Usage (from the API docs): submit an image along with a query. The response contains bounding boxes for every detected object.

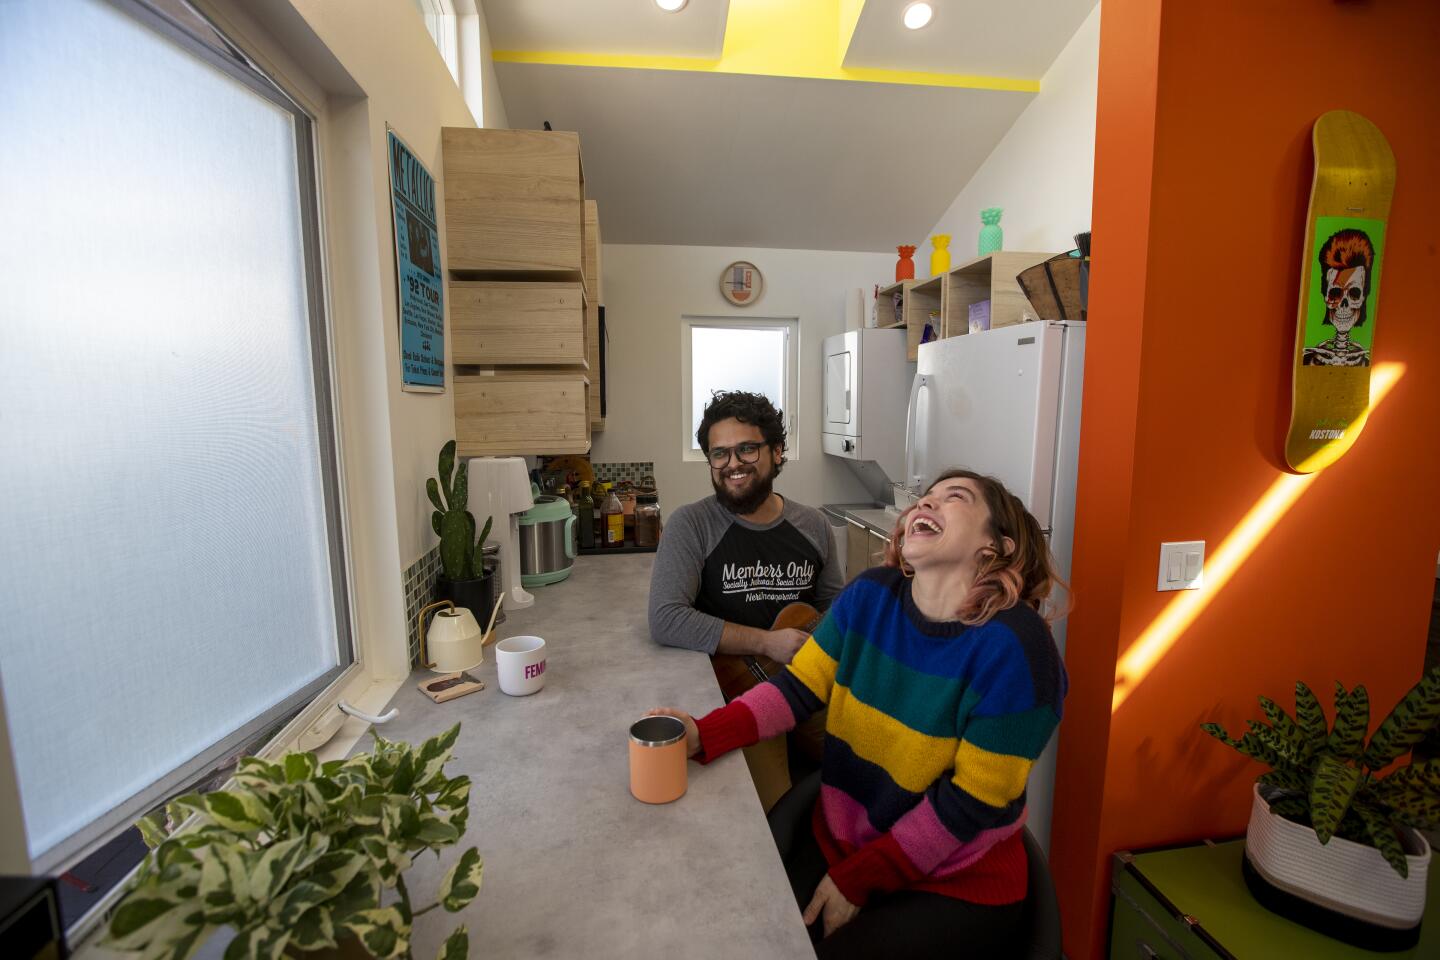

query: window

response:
[0,0,350,890]
[412,0,460,86]
[682,317,800,459]
[409,1,490,128]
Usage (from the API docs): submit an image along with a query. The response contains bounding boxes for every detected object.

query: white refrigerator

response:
[902,320,1086,853]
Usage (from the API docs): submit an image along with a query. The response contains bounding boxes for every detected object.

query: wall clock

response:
[720,261,763,306]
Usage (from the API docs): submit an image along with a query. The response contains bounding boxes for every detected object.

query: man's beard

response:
[712,464,775,515]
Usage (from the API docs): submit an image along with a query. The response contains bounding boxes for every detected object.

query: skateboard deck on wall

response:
[1284,110,1395,473]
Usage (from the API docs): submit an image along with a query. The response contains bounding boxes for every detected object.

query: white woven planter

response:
[1245,783,1432,929]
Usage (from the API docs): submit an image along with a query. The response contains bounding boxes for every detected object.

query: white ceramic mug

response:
[495,635,547,696]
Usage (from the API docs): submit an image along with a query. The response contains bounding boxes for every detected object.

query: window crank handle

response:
[338,700,398,725]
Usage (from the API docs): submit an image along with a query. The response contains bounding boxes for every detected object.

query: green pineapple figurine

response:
[979,207,1004,255]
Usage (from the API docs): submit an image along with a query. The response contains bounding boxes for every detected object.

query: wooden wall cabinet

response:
[585,301,603,430]
[583,199,603,304]
[454,371,591,456]
[450,281,587,366]
[583,199,605,431]
[441,128,585,280]
[441,132,606,455]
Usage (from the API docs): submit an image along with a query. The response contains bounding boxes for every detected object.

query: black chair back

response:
[1019,827,1063,960]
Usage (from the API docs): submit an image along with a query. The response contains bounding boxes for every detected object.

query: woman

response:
[648,469,1068,957]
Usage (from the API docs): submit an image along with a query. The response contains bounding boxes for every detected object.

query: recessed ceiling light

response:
[903,2,933,30]
[655,0,688,12]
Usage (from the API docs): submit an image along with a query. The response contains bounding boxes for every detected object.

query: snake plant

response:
[103,724,481,960]
[428,440,492,582]
[1202,665,1440,877]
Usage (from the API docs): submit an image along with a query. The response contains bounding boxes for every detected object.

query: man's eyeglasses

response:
[707,442,767,468]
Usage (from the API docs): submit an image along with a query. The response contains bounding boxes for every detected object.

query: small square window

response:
[682,317,799,460]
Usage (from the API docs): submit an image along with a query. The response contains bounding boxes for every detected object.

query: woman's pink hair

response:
[882,469,1067,626]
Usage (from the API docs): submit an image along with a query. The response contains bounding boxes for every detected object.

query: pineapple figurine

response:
[928,234,951,277]
[978,207,1004,255]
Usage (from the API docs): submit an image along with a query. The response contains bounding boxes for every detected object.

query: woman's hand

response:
[802,874,859,937]
[643,707,700,757]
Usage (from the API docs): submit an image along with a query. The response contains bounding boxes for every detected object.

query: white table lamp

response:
[466,457,535,610]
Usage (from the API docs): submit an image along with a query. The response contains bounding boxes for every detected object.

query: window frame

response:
[680,316,801,463]
[185,0,414,758]
[0,0,371,931]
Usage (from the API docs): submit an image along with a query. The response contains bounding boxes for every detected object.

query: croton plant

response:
[103,723,481,960]
[1202,665,1440,877]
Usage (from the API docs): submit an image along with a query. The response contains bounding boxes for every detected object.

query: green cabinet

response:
[1109,841,1439,960]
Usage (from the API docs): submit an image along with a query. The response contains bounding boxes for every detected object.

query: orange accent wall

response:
[1051,2,1440,957]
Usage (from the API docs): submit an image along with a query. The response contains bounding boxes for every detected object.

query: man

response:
[648,390,842,810]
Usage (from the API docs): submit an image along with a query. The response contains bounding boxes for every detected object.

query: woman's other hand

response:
[802,874,859,937]
[643,707,700,757]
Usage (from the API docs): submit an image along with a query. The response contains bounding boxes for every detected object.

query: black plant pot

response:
[435,569,497,624]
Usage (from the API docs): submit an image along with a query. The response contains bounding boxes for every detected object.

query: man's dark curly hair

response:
[696,390,787,471]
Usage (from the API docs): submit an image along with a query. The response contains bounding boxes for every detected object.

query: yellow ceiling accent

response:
[492,0,1041,94]
[838,0,866,62]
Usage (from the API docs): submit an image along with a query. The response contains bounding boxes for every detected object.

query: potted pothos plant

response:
[1202,665,1440,948]
[429,440,495,622]
[103,724,482,960]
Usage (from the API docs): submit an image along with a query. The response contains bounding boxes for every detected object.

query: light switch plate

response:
[1158,540,1205,591]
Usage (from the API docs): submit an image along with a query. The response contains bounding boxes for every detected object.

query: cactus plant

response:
[427,440,492,582]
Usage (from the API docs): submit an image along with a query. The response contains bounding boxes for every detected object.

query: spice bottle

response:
[557,485,575,553]
[575,481,596,550]
[592,482,606,544]
[602,485,625,547]
[634,494,661,549]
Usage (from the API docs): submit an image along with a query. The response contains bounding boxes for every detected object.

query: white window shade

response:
[0,0,349,868]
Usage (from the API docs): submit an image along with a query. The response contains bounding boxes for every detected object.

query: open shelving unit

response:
[872,278,938,361]
[874,280,908,326]
[905,275,944,360]
[940,250,1055,338]
[868,251,1057,362]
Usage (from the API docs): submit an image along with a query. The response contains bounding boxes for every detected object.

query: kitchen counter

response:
[370,555,815,959]
[823,502,900,540]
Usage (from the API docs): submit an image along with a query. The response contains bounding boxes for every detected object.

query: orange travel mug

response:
[629,716,688,804]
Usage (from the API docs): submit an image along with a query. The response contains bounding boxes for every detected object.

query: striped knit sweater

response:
[695,566,1067,907]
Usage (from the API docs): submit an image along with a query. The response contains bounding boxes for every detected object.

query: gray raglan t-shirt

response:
[647,495,843,654]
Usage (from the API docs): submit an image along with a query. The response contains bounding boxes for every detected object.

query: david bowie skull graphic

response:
[1302,228,1375,367]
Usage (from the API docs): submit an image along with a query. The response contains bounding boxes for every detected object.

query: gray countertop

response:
[372,555,816,959]
[823,502,900,540]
